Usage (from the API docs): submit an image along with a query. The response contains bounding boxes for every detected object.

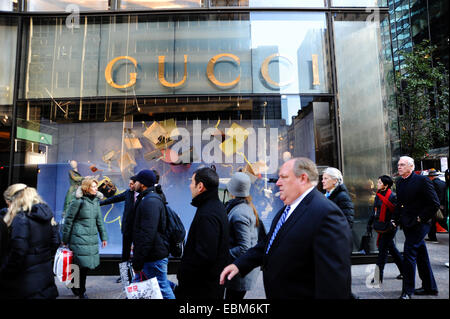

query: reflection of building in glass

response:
[297,28,331,94]
[1,2,395,256]
[388,0,449,70]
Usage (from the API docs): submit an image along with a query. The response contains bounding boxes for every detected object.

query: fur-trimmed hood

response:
[75,186,104,200]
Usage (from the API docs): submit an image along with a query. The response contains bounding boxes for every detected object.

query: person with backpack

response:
[130,169,175,299]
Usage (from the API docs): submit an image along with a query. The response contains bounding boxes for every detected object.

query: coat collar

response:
[265,188,318,255]
[191,188,219,208]
[75,186,104,200]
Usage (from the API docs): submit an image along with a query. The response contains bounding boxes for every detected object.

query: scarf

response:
[376,189,395,222]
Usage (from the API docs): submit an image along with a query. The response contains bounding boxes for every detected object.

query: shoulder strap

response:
[145,192,168,232]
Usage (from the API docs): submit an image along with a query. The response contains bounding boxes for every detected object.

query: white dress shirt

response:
[285,186,316,221]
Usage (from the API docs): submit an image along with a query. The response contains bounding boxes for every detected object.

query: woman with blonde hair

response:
[0,184,60,299]
[62,177,108,299]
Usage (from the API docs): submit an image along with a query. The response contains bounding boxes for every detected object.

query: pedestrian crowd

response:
[0,156,447,299]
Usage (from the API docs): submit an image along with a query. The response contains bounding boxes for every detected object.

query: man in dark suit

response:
[394,156,440,299]
[100,179,137,263]
[220,157,352,299]
[176,167,229,300]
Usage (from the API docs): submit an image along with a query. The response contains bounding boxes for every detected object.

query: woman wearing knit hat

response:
[224,172,260,300]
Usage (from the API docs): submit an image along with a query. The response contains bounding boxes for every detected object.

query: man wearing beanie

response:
[131,169,175,299]
[176,167,229,299]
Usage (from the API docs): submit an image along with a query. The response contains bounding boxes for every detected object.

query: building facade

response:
[388,0,449,71]
[1,0,398,256]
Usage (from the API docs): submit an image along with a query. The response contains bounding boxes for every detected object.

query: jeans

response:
[133,258,175,299]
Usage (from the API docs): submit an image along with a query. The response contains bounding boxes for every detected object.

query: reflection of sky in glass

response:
[250,12,326,52]
[121,0,203,9]
[0,1,13,11]
[28,0,109,11]
[250,12,327,93]
[249,0,325,7]
[332,0,381,7]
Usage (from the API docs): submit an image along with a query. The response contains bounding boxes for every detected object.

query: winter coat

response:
[177,188,229,299]
[0,208,9,273]
[367,189,397,231]
[394,172,440,228]
[0,203,60,299]
[62,187,108,269]
[100,189,136,238]
[132,187,169,271]
[328,184,355,228]
[225,198,259,291]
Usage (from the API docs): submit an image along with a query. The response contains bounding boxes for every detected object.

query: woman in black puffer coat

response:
[0,184,60,299]
[322,167,355,228]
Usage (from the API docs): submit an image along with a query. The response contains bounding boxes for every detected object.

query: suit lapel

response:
[266,189,317,255]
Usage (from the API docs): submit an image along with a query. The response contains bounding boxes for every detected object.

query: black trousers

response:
[121,235,133,262]
[225,289,247,300]
[71,267,89,295]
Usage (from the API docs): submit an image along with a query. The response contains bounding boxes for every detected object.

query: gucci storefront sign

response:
[105,53,320,90]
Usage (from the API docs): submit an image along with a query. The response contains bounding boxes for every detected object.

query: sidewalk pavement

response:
[56,232,449,300]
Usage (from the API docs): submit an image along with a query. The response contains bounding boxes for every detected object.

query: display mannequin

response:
[63,160,84,217]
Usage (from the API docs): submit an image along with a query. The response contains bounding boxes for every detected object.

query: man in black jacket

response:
[394,156,440,299]
[100,178,137,263]
[176,167,229,299]
[131,169,175,299]
[220,158,352,299]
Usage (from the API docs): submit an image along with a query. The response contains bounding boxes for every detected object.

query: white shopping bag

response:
[118,261,135,289]
[125,272,163,299]
[53,247,73,283]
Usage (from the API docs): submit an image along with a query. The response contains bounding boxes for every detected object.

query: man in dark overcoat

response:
[220,157,352,299]
[176,167,229,299]
[101,178,137,263]
[394,156,440,299]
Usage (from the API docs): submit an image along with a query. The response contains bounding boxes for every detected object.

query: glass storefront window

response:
[0,0,18,11]
[210,0,326,7]
[0,17,17,105]
[13,95,338,255]
[250,12,331,94]
[332,0,387,7]
[21,13,331,99]
[26,0,110,11]
[0,17,17,206]
[120,0,205,10]
[333,12,397,252]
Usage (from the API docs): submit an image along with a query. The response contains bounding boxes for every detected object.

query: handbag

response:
[125,272,163,299]
[436,208,445,222]
[98,177,118,198]
[373,220,395,234]
[53,247,73,283]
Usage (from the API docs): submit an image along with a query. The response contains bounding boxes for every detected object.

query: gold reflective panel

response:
[312,54,320,86]
[206,53,241,89]
[260,53,294,88]
[158,55,188,88]
[105,56,138,89]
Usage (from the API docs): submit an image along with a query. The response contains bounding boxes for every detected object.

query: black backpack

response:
[148,193,186,258]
